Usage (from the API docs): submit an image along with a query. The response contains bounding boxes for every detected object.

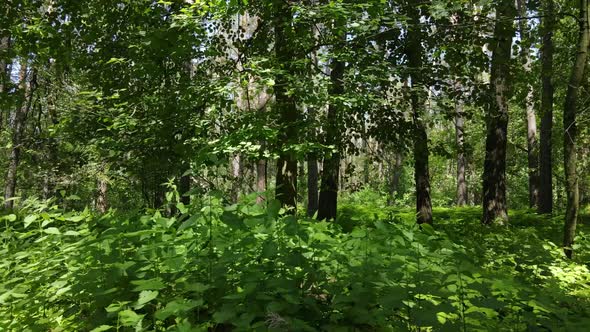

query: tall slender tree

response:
[318,24,345,221]
[538,0,555,214]
[405,0,433,224]
[274,0,299,211]
[4,62,34,209]
[563,0,590,258]
[455,93,468,207]
[517,0,539,208]
[482,0,516,225]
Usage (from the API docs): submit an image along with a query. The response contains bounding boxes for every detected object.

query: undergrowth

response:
[1,195,589,331]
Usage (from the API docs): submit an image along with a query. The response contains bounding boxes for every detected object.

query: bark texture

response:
[307,157,319,217]
[406,1,433,224]
[4,62,32,209]
[96,179,109,214]
[563,0,590,258]
[274,0,298,211]
[387,152,403,206]
[318,31,345,221]
[538,0,555,214]
[517,0,539,208]
[482,0,516,225]
[455,97,468,207]
[256,159,266,204]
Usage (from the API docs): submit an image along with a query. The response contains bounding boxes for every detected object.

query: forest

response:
[1,0,590,330]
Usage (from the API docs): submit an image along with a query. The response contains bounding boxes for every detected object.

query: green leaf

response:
[90,326,113,332]
[118,309,144,327]
[23,215,37,228]
[3,214,17,222]
[44,227,61,235]
[154,299,203,320]
[135,290,159,308]
[131,278,166,291]
[351,229,366,238]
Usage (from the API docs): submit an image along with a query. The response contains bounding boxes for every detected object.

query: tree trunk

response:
[317,28,345,221]
[256,158,267,204]
[406,2,433,224]
[4,62,32,209]
[387,152,403,206]
[482,0,516,225]
[230,154,241,202]
[43,63,60,200]
[96,178,109,213]
[0,36,8,97]
[455,96,468,207]
[538,0,555,214]
[307,156,319,217]
[179,171,191,206]
[517,0,539,208]
[563,0,590,258]
[274,0,298,211]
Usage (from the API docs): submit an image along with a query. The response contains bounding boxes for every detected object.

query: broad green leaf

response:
[135,290,158,308]
[44,227,61,235]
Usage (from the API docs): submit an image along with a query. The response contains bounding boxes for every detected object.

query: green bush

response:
[1,197,589,331]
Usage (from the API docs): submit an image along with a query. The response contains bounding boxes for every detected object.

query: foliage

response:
[1,197,589,331]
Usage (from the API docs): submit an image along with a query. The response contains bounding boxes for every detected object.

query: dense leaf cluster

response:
[1,195,589,331]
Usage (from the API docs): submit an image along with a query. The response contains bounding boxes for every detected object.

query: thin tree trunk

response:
[256,159,267,204]
[274,0,298,211]
[96,178,108,213]
[387,151,403,206]
[307,156,318,217]
[317,27,345,221]
[43,63,59,200]
[563,0,590,258]
[517,0,539,208]
[179,170,191,206]
[406,1,432,224]
[0,36,8,96]
[538,0,555,214]
[455,96,468,207]
[482,0,516,225]
[230,154,241,202]
[4,62,32,209]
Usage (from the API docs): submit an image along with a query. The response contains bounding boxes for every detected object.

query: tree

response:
[517,0,539,208]
[455,88,468,207]
[405,1,432,224]
[563,0,590,258]
[482,0,516,225]
[317,21,345,221]
[538,0,555,214]
[273,0,299,211]
[4,63,34,209]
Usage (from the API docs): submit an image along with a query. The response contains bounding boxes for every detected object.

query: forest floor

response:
[1,196,590,331]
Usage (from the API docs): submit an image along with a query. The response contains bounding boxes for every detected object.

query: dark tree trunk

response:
[406,2,433,224]
[0,36,8,98]
[307,156,319,217]
[273,0,298,211]
[538,0,555,214]
[455,97,468,207]
[317,28,345,221]
[387,152,403,206]
[4,62,32,209]
[517,0,539,208]
[563,0,589,258]
[179,170,191,206]
[482,0,516,225]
